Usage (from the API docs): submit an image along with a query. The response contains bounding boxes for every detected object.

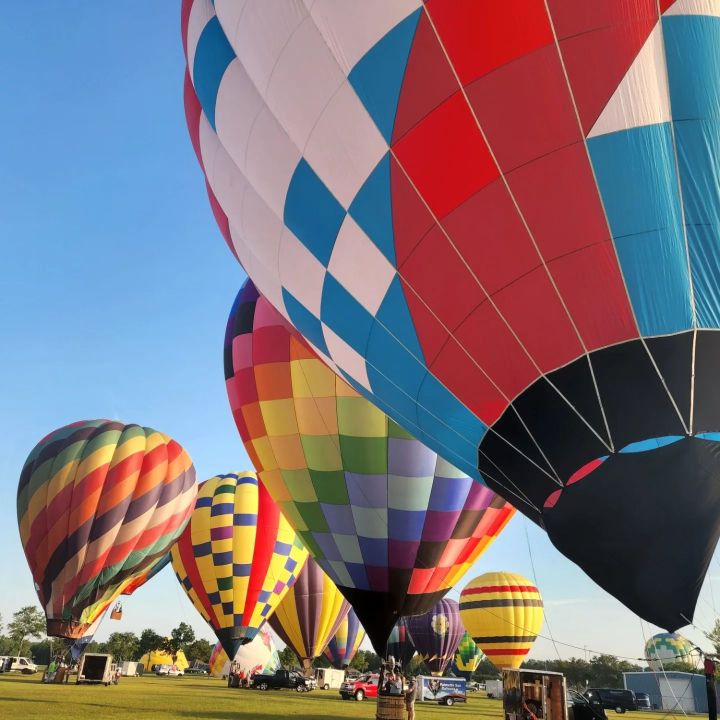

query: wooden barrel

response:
[376,694,405,720]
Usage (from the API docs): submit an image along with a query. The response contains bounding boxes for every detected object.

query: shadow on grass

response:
[1,698,59,704]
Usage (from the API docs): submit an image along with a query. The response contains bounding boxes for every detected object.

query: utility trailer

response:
[76,653,114,685]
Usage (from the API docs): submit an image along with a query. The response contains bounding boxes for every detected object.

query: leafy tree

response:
[709,619,720,655]
[279,646,298,668]
[185,639,213,664]
[162,622,195,661]
[104,632,140,661]
[8,606,45,655]
[138,628,164,657]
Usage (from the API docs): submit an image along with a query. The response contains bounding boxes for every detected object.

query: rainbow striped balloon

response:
[170,472,309,657]
[17,419,197,639]
[324,608,365,669]
[459,571,543,670]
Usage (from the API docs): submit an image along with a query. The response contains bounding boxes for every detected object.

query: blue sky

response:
[0,1,718,664]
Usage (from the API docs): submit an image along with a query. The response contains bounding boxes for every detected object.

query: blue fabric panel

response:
[349,154,396,263]
[618,436,683,454]
[588,124,693,335]
[427,476,472,511]
[211,502,234,516]
[192,17,235,130]
[375,276,425,362]
[282,289,329,356]
[697,432,720,442]
[358,537,388,566]
[232,563,252,577]
[284,159,346,265]
[321,275,374,353]
[387,509,426,541]
[348,9,421,143]
[232,513,257,526]
[366,322,425,402]
[345,562,369,590]
[664,16,720,329]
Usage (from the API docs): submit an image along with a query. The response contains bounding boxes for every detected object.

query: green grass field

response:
[0,673,690,720]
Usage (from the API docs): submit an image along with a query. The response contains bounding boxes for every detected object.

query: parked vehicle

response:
[486,678,503,699]
[315,666,344,690]
[156,664,184,677]
[635,692,652,710]
[585,688,637,713]
[340,673,380,701]
[76,653,114,685]
[9,657,38,674]
[569,689,608,720]
[467,681,481,692]
[252,668,316,692]
[185,662,209,675]
[120,661,140,677]
[417,675,467,706]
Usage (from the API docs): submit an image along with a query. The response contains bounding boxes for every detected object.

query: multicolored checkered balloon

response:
[224,280,514,652]
[324,608,365,670]
[17,419,197,639]
[170,471,308,657]
[453,630,483,680]
[644,632,699,671]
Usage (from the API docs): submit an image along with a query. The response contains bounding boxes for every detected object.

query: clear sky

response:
[1,1,717,665]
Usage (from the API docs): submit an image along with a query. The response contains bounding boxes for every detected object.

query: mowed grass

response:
[0,673,691,720]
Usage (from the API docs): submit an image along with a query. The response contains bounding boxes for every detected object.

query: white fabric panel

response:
[588,25,671,138]
[322,326,371,390]
[351,506,388,539]
[328,216,395,314]
[267,16,346,152]
[304,81,387,207]
[331,535,363,564]
[327,560,354,588]
[186,0,216,81]
[305,0,422,73]
[237,191,283,279]
[388,475,432,511]
[217,0,307,97]
[434,457,469,479]
[278,229,327,316]
[245,106,301,217]
[664,0,720,16]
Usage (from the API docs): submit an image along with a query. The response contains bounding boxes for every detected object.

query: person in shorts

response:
[404,676,417,720]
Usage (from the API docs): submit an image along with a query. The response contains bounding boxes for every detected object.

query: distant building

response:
[623,671,714,714]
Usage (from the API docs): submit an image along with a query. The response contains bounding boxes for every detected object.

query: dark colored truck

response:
[252,668,316,692]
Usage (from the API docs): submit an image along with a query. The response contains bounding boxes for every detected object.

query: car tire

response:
[446,698,455,706]
[355,690,365,701]
[324,683,329,690]
[259,682,268,691]
[616,708,625,714]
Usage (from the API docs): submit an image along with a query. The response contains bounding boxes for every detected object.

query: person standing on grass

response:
[404,676,417,720]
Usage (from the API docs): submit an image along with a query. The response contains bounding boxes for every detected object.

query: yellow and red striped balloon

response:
[459,571,543,669]
[17,419,197,638]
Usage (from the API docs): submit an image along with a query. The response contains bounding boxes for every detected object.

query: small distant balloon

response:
[407,598,464,676]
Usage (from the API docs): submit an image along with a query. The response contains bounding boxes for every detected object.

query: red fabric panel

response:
[492,267,583,373]
[393,91,498,219]
[548,241,637,349]
[392,11,456,143]
[429,335,509,425]
[180,0,192,59]
[390,156,435,267]
[660,0,678,11]
[465,44,581,173]
[454,302,538,402]
[400,224,485,331]
[245,483,279,620]
[184,71,203,168]
[400,277,451,365]
[442,180,539,296]
[546,0,659,134]
[507,142,608,261]
[425,0,553,86]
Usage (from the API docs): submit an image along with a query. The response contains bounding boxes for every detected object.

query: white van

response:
[10,657,38,674]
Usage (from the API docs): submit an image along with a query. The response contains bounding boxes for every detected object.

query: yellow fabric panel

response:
[259,399,300,435]
[267,434,306,469]
[336,396,387,437]
[290,357,336,398]
[293,397,339,435]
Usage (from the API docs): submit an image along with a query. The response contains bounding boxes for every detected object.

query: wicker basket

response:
[376,694,405,720]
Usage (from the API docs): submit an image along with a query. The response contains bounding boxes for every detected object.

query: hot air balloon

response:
[224,280,514,651]
[184,1,720,632]
[407,598,463,676]
[324,608,365,670]
[460,572,543,670]
[268,557,349,671]
[170,472,308,657]
[17,419,197,638]
[644,633,700,671]
[120,552,171,597]
[209,626,281,679]
[385,617,416,669]
[453,631,483,681]
[67,612,105,662]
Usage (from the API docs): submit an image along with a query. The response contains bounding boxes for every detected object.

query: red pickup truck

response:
[339,673,380,701]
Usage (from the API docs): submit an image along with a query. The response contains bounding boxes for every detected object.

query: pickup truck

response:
[339,673,380,701]
[252,668,316,692]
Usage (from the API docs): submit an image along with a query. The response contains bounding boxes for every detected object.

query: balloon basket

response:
[376,695,405,720]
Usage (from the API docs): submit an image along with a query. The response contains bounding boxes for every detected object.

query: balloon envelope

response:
[407,598,464,676]
[121,552,171,596]
[453,630,483,680]
[209,626,281,678]
[224,280,513,651]
[385,617,416,669]
[324,608,365,670]
[17,419,197,638]
[183,0,720,632]
[268,557,349,669]
[644,632,700,671]
[170,472,308,657]
[459,572,543,670]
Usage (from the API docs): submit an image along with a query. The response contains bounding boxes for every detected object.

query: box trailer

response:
[77,653,114,685]
[315,667,345,689]
[486,678,503,699]
[416,676,467,706]
[120,661,139,677]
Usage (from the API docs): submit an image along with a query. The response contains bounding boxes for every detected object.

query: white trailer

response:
[120,661,139,676]
[486,678,503,699]
[315,667,345,689]
[77,653,114,685]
